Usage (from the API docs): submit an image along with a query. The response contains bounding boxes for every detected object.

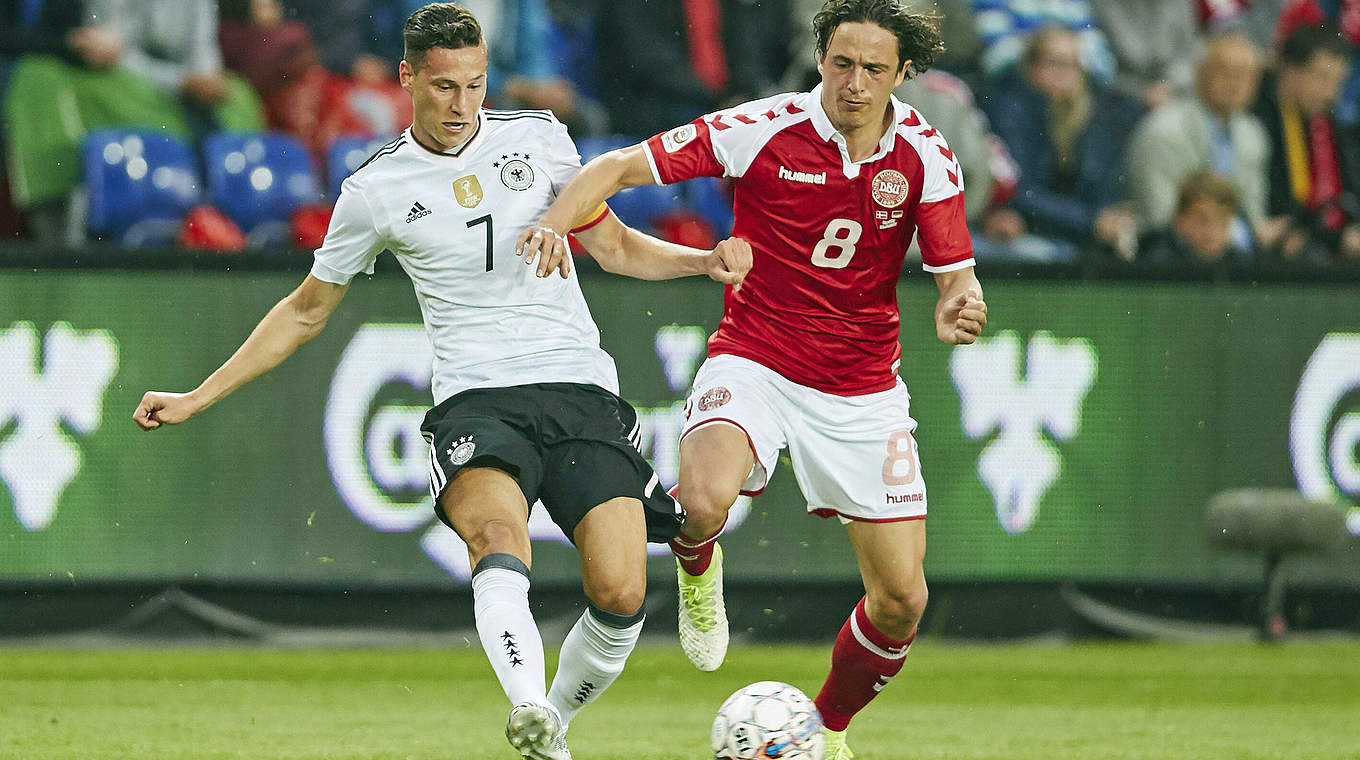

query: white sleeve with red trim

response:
[907,119,975,273]
[643,92,806,185]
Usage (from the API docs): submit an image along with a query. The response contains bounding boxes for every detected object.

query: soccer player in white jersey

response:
[132,5,750,759]
[519,1,988,756]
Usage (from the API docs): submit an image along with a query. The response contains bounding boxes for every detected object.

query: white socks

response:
[547,604,645,727]
[471,554,547,708]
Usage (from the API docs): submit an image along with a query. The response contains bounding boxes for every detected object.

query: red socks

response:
[814,597,915,731]
[669,525,723,575]
[668,486,726,576]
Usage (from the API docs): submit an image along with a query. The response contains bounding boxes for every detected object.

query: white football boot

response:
[677,543,729,671]
[505,702,572,760]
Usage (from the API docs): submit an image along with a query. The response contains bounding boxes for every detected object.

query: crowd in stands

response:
[0,0,1356,271]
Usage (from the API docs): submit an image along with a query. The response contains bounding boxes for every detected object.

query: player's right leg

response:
[422,389,563,759]
[673,355,789,671]
[437,468,564,758]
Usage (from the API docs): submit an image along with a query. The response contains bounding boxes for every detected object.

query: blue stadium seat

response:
[326,134,400,199]
[82,130,201,248]
[203,132,320,247]
[686,176,734,237]
[575,135,684,231]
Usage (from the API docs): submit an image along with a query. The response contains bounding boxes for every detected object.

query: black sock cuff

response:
[472,553,530,580]
[587,602,645,629]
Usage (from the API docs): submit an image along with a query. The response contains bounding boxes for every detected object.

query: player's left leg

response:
[546,495,649,728]
[815,519,926,757]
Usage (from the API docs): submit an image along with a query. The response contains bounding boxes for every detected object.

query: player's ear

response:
[399,59,415,92]
[895,59,911,86]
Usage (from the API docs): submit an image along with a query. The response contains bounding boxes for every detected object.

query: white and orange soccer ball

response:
[711,681,824,760]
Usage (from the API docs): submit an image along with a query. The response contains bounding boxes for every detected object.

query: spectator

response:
[283,0,405,84]
[3,0,264,242]
[1195,0,1291,49]
[219,0,317,105]
[1275,0,1360,124]
[221,0,410,158]
[1090,0,1199,109]
[1138,171,1254,268]
[593,0,788,138]
[483,0,584,126]
[984,25,1142,258]
[1126,31,1268,238]
[0,1,91,238]
[1253,24,1360,262]
[972,0,1116,84]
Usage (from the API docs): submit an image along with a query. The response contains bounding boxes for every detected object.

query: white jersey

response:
[310,110,618,404]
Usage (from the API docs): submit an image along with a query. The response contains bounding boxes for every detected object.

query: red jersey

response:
[643,85,974,395]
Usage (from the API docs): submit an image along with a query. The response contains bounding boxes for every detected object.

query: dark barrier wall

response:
[2,267,1358,587]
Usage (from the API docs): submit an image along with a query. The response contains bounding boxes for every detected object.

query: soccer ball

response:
[711,680,824,759]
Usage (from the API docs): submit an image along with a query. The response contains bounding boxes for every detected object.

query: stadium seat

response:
[203,132,320,247]
[325,134,400,199]
[575,135,684,232]
[82,130,201,248]
[686,176,734,236]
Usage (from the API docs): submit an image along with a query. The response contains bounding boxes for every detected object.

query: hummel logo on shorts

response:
[406,201,431,223]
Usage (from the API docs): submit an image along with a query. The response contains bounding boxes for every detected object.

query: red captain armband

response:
[569,203,610,234]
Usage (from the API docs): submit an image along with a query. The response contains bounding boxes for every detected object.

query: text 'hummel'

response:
[406,202,431,223]
[778,165,826,185]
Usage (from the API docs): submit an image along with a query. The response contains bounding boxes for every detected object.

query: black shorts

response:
[421,382,684,544]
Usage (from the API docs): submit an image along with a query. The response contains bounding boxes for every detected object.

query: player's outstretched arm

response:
[569,211,750,287]
[933,267,987,345]
[516,144,656,278]
[133,275,349,430]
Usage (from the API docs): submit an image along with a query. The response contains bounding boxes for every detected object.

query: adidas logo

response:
[405,201,431,223]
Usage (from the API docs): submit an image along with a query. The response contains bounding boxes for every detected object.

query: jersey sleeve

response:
[641,93,799,184]
[642,118,727,184]
[544,116,585,195]
[914,129,975,272]
[310,177,385,284]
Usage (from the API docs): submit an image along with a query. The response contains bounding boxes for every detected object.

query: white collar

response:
[807,84,907,175]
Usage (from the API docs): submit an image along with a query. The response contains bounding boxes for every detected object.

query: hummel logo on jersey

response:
[778,165,826,185]
[405,202,431,223]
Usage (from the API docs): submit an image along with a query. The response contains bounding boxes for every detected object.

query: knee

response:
[460,517,523,559]
[677,480,739,532]
[868,579,928,633]
[585,577,646,617]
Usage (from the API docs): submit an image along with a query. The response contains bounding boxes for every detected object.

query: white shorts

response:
[681,354,927,523]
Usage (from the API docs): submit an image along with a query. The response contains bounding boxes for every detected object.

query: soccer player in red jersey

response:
[518,1,988,754]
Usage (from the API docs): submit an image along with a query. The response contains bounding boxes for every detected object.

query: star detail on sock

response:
[500,631,523,666]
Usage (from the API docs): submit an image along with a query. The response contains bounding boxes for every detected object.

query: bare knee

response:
[867,579,928,635]
[584,576,646,616]
[460,517,525,562]
[677,480,739,537]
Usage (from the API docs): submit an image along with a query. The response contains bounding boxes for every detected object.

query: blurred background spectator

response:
[1138,170,1255,269]
[592,0,788,139]
[971,0,1116,84]
[1090,0,1199,110]
[1196,0,1292,49]
[1275,0,1360,124]
[1253,24,1359,262]
[984,25,1141,260]
[4,0,264,243]
[0,0,1354,272]
[1125,31,1268,248]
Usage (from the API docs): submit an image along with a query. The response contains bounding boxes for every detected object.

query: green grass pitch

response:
[2,641,1356,759]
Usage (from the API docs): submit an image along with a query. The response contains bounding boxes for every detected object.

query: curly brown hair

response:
[812,0,943,77]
